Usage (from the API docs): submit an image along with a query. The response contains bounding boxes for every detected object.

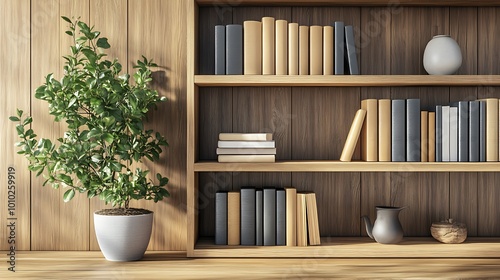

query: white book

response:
[218,141,275,148]
[218,155,275,163]
[449,106,458,162]
[219,133,273,141]
[217,148,277,155]
[442,106,450,162]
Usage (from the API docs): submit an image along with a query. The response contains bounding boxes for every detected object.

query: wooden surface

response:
[195,0,500,6]
[3,251,500,279]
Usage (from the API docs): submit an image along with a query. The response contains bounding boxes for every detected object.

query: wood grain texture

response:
[450,8,477,75]
[360,8,391,75]
[0,0,31,250]
[449,173,478,237]
[360,173,391,237]
[477,173,500,236]
[478,8,500,75]
[198,7,232,74]
[195,0,500,6]
[232,6,291,24]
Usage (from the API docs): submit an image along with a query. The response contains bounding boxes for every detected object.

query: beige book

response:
[421,111,429,162]
[323,26,334,75]
[378,99,391,162]
[296,193,307,247]
[483,98,499,161]
[275,19,288,75]
[285,187,297,246]
[298,25,309,75]
[218,155,275,163]
[288,23,299,75]
[340,109,366,162]
[305,193,321,246]
[219,133,273,141]
[429,112,436,162]
[227,192,240,245]
[361,99,378,161]
[262,17,275,75]
[243,20,262,75]
[309,25,323,75]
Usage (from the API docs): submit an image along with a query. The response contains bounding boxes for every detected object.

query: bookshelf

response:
[187,0,500,257]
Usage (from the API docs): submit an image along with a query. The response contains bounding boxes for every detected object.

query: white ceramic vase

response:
[94,212,153,261]
[423,35,462,75]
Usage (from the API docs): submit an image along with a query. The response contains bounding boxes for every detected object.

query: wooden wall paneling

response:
[450,8,478,75]
[293,173,360,237]
[478,8,500,74]
[291,7,360,27]
[449,173,478,236]
[0,0,31,250]
[477,173,500,236]
[128,0,187,250]
[88,0,128,251]
[232,6,292,24]
[360,173,391,237]
[198,172,232,237]
[391,172,418,235]
[360,7,392,75]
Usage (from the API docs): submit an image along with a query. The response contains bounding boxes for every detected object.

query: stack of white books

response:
[217,133,276,162]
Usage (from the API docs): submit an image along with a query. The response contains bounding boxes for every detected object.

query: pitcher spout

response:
[361,216,374,239]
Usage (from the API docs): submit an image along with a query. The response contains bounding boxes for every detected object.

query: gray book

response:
[479,100,486,162]
[406,99,421,162]
[276,188,286,246]
[215,25,225,75]
[226,24,243,75]
[255,188,263,246]
[435,105,442,162]
[215,191,227,245]
[457,101,469,162]
[334,21,344,75]
[469,101,480,162]
[442,106,450,161]
[344,25,359,75]
[449,106,458,162]
[392,99,406,162]
[263,187,276,246]
[240,187,256,245]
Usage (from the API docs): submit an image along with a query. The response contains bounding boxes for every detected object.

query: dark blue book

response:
[255,188,263,246]
[392,100,406,162]
[406,99,421,162]
[334,21,344,75]
[344,25,359,75]
[240,187,256,245]
[215,191,228,245]
[226,24,243,75]
[215,25,225,75]
[263,187,276,246]
[276,188,286,246]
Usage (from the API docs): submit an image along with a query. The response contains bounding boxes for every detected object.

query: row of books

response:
[215,18,359,76]
[215,187,320,247]
[217,133,276,162]
[341,98,499,162]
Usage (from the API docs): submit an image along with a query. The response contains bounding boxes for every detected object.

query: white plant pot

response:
[423,35,462,75]
[94,212,153,261]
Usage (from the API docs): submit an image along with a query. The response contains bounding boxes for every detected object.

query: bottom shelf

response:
[194,237,500,258]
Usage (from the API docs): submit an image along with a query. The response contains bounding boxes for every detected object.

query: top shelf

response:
[194,75,500,87]
[195,0,500,6]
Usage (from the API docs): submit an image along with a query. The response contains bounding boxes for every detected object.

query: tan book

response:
[262,17,275,75]
[305,193,321,246]
[227,191,240,245]
[340,109,366,162]
[323,26,334,75]
[298,25,309,75]
[296,193,307,247]
[429,112,436,162]
[421,111,429,162]
[285,187,297,246]
[483,98,499,161]
[219,133,273,141]
[218,155,275,163]
[288,23,299,75]
[275,19,288,75]
[378,99,391,162]
[361,99,378,161]
[309,25,323,75]
[243,20,262,75]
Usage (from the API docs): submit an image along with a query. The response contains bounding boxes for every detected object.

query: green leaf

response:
[17,109,23,117]
[65,30,73,36]
[61,16,72,24]
[102,133,114,144]
[63,189,75,202]
[9,116,20,122]
[57,174,73,185]
[96,38,110,49]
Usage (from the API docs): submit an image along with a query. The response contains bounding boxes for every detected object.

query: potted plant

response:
[10,17,170,261]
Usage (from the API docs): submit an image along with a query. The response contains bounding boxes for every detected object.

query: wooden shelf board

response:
[194,75,500,87]
[194,160,500,172]
[195,0,500,7]
[194,237,500,258]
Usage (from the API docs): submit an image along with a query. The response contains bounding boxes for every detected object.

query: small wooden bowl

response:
[431,221,467,244]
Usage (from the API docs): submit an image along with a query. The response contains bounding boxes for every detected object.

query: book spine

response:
[485,99,499,161]
[240,188,256,246]
[217,141,275,148]
[378,99,391,162]
[458,101,469,162]
[288,23,299,75]
[406,99,421,162]
[345,25,359,75]
[215,191,228,245]
[391,100,406,162]
[262,17,275,75]
[334,21,345,75]
[255,189,263,246]
[421,111,428,162]
[296,193,307,247]
[479,100,486,162]
[361,99,378,161]
[218,155,275,163]
[243,20,262,75]
[435,105,442,162]
[305,193,321,246]
[298,26,309,75]
[215,25,226,75]
[275,20,288,75]
[323,26,334,75]
[285,188,297,246]
[219,133,273,141]
[449,106,458,162]
[428,112,436,162]
[216,148,277,155]
[340,109,367,162]
[226,24,243,75]
[276,188,286,246]
[469,101,480,162]
[442,106,450,162]
[309,25,323,75]
[227,192,240,245]
[263,188,276,246]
